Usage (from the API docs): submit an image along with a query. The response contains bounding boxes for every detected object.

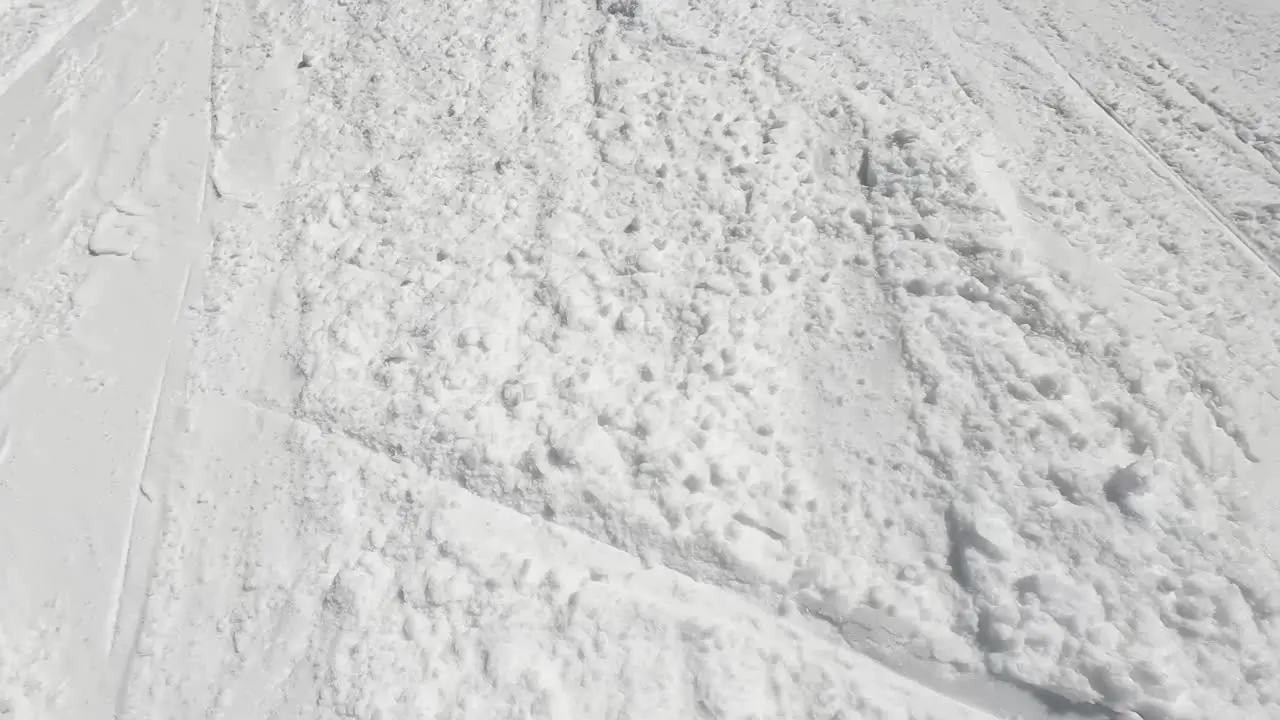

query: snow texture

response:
[2,0,1280,718]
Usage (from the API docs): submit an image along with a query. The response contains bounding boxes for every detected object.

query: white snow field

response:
[2,0,1280,716]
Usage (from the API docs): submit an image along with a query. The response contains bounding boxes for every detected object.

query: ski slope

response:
[1,0,1279,718]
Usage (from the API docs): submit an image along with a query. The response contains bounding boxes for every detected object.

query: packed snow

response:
[2,0,1280,718]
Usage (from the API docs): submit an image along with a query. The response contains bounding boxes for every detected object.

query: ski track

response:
[1061,65,1280,281]
[4,0,1280,718]
[105,260,194,655]
[974,0,1280,290]
[0,0,218,716]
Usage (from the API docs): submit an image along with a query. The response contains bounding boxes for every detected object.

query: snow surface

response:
[2,0,1280,718]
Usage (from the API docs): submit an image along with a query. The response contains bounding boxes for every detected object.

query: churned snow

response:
[2,0,1280,718]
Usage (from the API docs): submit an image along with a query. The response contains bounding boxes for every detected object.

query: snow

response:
[2,0,1280,718]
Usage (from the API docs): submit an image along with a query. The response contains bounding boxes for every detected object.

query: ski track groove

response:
[243,391,763,599]
[105,262,192,654]
[239,393,1033,720]
[962,2,1273,470]
[993,0,1280,283]
[111,0,223,708]
[1065,69,1280,282]
[1154,59,1280,181]
[107,258,198,720]
[202,0,224,212]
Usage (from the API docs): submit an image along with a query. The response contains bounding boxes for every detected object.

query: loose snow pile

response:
[2,0,1280,718]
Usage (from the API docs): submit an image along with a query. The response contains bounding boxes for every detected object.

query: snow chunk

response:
[947,499,1018,563]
